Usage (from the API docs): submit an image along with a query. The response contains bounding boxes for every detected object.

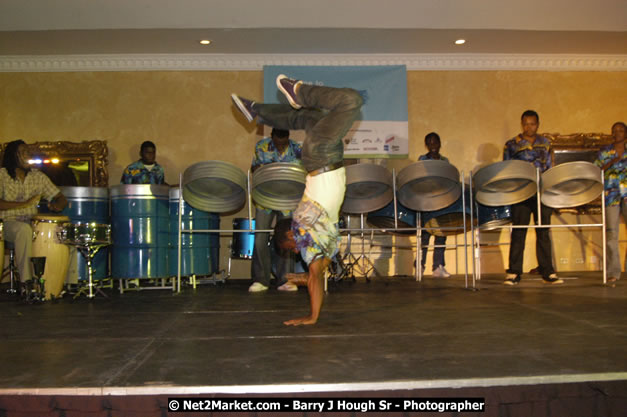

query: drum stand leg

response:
[74,245,108,299]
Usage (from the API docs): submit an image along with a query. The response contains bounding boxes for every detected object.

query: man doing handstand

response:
[232,74,363,325]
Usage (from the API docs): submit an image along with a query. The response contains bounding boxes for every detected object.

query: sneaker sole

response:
[231,94,254,122]
[276,75,302,109]
[543,279,564,285]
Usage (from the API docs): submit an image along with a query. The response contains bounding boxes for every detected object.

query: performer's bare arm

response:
[284,256,330,326]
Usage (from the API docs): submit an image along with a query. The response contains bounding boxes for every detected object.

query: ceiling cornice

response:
[1,53,626,72]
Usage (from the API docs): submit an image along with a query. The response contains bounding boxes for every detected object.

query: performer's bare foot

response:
[284,316,318,326]
[285,272,308,286]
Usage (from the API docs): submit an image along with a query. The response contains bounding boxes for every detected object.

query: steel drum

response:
[60,186,109,282]
[231,218,255,259]
[422,189,471,236]
[540,161,603,208]
[477,204,512,230]
[343,163,393,214]
[110,184,169,279]
[182,160,247,213]
[473,160,537,207]
[397,160,461,212]
[169,187,220,277]
[252,162,306,211]
[367,199,417,235]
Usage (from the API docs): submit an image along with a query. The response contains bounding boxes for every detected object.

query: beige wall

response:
[1,70,626,278]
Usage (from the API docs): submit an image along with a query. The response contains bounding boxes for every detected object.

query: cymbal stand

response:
[74,243,109,299]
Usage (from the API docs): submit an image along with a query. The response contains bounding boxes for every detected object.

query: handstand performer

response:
[232,74,363,325]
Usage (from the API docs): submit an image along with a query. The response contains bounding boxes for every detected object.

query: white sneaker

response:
[432,265,451,278]
[277,282,298,292]
[248,282,269,292]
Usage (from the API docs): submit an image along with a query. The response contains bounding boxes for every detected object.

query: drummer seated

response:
[121,141,166,185]
[0,140,68,287]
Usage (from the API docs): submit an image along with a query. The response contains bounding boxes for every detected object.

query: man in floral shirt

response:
[595,121,627,282]
[503,110,562,286]
[232,74,363,325]
[249,128,302,293]
[121,141,165,184]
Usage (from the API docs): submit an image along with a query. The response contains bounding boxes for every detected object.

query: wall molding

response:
[1,53,626,72]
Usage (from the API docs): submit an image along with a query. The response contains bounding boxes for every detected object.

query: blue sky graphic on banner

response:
[263,66,408,158]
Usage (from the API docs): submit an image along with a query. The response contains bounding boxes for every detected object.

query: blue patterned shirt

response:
[252,137,302,215]
[121,160,165,184]
[419,153,449,162]
[503,135,553,173]
[595,142,627,206]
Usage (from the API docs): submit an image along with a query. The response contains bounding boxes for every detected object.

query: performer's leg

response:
[251,208,276,287]
[605,205,621,278]
[4,220,33,282]
[507,200,532,275]
[254,103,323,131]
[535,203,554,277]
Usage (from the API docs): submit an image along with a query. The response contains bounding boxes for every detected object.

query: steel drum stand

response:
[73,243,109,299]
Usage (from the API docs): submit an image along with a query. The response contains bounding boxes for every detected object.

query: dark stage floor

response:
[0,273,626,395]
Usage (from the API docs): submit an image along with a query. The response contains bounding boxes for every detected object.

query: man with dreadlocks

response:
[0,140,67,289]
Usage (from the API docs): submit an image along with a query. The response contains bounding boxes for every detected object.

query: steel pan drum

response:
[110,184,169,279]
[182,160,247,213]
[62,222,111,246]
[397,160,461,212]
[60,186,109,282]
[343,163,393,214]
[231,218,255,259]
[473,160,537,207]
[422,189,471,236]
[252,163,306,211]
[169,187,220,277]
[367,199,417,235]
[540,161,603,208]
[477,204,512,230]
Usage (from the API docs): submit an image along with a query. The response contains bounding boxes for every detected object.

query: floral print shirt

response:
[503,135,553,173]
[121,160,165,184]
[595,142,627,206]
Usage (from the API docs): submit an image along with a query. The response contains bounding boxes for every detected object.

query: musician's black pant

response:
[507,196,555,278]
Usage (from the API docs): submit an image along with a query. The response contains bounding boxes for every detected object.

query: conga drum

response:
[169,187,220,277]
[31,214,70,300]
[60,186,109,283]
[110,184,170,279]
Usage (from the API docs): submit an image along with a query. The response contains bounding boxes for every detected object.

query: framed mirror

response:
[0,140,108,187]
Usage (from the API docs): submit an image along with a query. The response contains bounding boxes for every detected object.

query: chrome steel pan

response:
[182,160,247,213]
[252,162,306,211]
[473,160,537,207]
[541,161,602,208]
[342,163,393,214]
[396,160,461,212]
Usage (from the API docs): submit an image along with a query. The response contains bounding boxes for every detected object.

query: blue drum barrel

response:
[477,204,511,230]
[231,218,255,259]
[422,188,472,236]
[169,187,220,277]
[60,186,109,281]
[367,199,417,235]
[110,184,169,278]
